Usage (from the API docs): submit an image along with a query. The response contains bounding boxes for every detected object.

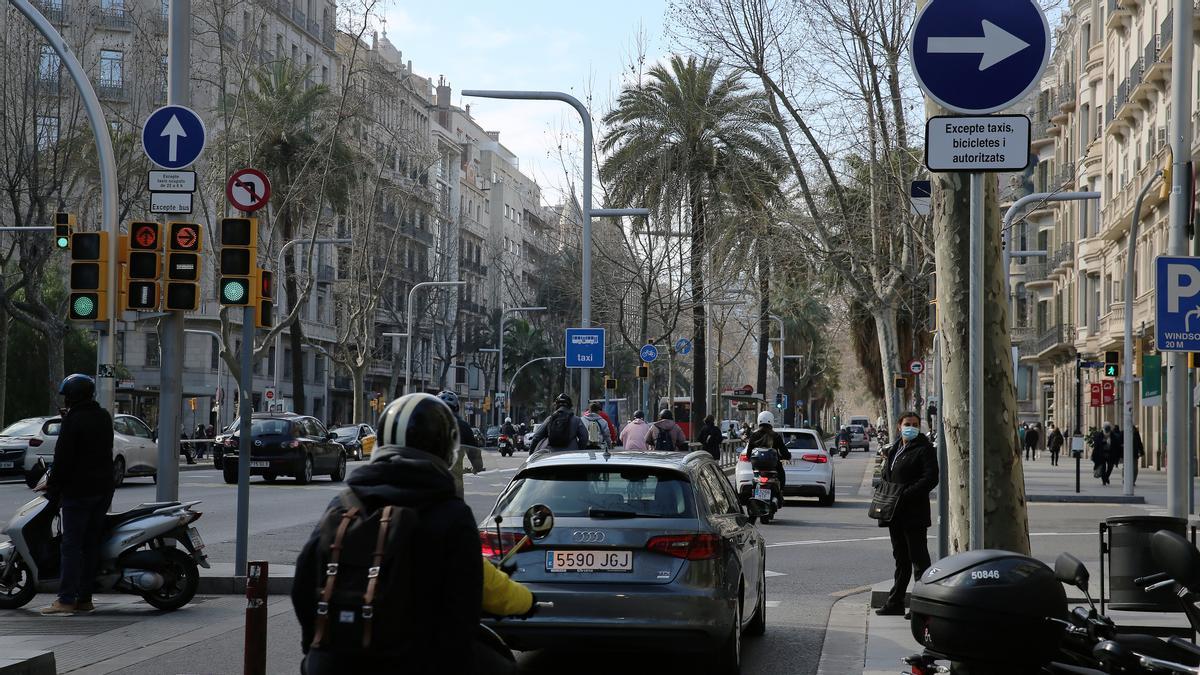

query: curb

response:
[1027,494,1145,504]
[197,574,293,595]
[816,589,869,675]
[0,651,55,675]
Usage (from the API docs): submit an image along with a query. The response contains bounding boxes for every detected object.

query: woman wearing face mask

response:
[875,412,939,617]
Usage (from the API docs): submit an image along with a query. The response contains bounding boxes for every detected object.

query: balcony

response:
[324,27,335,50]
[1057,161,1076,189]
[1011,325,1037,350]
[35,0,66,23]
[1031,119,1054,150]
[1034,324,1076,358]
[1050,241,1075,274]
[96,78,128,102]
[1059,83,1076,112]
[1024,262,1054,289]
[1099,303,1126,340]
[1106,0,1131,31]
[99,6,130,30]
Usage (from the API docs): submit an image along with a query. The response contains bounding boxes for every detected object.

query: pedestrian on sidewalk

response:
[41,374,115,616]
[1018,423,1027,457]
[1025,423,1040,461]
[1132,425,1145,484]
[698,415,723,461]
[875,412,939,618]
[1047,422,1064,466]
[1090,425,1110,485]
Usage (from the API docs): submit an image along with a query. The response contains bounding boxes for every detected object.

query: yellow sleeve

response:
[481,558,534,617]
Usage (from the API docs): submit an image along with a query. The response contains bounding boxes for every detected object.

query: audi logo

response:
[570,530,606,544]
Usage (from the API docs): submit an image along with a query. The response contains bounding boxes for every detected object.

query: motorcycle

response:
[838,438,850,458]
[738,448,783,524]
[0,460,208,611]
[479,504,557,673]
[498,434,514,457]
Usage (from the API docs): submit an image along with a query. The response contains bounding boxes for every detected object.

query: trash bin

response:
[1104,515,1188,612]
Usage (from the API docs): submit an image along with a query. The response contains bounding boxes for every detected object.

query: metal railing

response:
[1024,262,1050,284]
[1034,324,1073,355]
[1050,241,1075,269]
[99,6,129,29]
[96,78,127,101]
[35,0,65,23]
[1058,161,1076,188]
[1031,118,1052,140]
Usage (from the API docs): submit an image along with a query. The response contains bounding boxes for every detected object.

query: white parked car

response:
[735,427,836,506]
[3,418,59,477]
[20,413,158,487]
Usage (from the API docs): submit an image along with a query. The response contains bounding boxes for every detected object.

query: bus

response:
[659,397,693,439]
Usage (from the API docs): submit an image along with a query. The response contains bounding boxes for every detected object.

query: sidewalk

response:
[1022,453,1163,505]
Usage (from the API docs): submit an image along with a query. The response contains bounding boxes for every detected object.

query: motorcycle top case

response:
[909,549,1067,666]
[748,448,779,471]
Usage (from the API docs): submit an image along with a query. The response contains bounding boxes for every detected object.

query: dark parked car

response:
[484,425,501,447]
[481,449,767,672]
[220,413,346,485]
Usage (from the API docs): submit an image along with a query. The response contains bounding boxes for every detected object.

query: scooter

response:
[0,460,208,611]
[838,438,850,458]
[498,434,514,457]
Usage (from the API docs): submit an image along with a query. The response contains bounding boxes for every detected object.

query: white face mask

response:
[900,426,919,441]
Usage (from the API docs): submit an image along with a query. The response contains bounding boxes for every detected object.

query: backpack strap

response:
[360,505,394,648]
[312,505,359,649]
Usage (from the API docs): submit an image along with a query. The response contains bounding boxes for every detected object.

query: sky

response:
[380,0,669,204]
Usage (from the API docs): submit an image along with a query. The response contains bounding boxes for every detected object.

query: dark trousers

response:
[1049,449,1060,466]
[885,522,931,609]
[59,492,112,604]
[1101,460,1115,485]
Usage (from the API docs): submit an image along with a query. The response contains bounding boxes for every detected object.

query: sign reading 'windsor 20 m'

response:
[911,0,1051,115]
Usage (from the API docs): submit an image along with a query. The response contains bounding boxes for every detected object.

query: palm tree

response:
[601,55,787,433]
[230,61,355,411]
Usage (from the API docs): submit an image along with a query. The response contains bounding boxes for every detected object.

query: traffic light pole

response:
[235,304,253,574]
[155,0,191,502]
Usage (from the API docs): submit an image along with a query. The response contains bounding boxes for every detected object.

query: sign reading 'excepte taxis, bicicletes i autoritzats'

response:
[924,114,1031,172]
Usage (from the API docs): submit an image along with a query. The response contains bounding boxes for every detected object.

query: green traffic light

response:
[221,279,246,303]
[56,236,69,249]
[72,295,95,318]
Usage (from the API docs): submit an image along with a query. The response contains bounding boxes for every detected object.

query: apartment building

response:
[1010,0,1195,467]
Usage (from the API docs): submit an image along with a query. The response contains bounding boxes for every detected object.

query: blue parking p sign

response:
[1156,256,1200,351]
[566,328,605,369]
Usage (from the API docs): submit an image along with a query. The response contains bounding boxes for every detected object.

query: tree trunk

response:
[874,303,901,438]
[0,304,9,425]
[933,170,1030,554]
[351,362,366,425]
[46,328,65,415]
[756,247,769,396]
[283,252,307,414]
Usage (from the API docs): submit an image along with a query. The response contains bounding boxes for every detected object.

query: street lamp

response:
[461,89,648,416]
[405,281,467,394]
[185,328,225,429]
[272,237,353,395]
[496,306,546,425]
[768,314,785,389]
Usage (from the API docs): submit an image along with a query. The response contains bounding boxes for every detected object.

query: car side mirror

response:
[25,458,47,489]
[745,500,769,517]
[522,504,554,541]
[151,431,158,442]
[1054,552,1089,590]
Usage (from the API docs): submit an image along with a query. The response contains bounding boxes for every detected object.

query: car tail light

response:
[758,475,770,483]
[187,511,203,523]
[479,531,527,558]
[801,453,828,464]
[28,438,42,447]
[283,440,302,449]
[646,534,720,561]
[738,453,748,462]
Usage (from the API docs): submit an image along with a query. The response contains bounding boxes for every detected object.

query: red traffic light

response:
[169,222,201,252]
[258,269,273,300]
[129,222,160,251]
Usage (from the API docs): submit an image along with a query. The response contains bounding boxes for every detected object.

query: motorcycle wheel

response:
[761,512,774,524]
[141,547,199,611]
[0,556,37,609]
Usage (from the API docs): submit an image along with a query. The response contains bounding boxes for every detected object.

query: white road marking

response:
[766,531,1094,548]
[765,600,782,608]
[765,570,787,577]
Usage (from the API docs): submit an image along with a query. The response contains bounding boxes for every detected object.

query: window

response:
[38,46,59,83]
[124,416,153,438]
[35,116,58,149]
[146,332,160,367]
[701,465,737,515]
[492,467,697,519]
[99,50,123,86]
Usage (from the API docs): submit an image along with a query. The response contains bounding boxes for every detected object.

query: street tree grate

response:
[0,616,136,635]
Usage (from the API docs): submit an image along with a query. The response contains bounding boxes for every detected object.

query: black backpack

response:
[308,490,418,652]
[545,411,573,448]
[653,426,676,452]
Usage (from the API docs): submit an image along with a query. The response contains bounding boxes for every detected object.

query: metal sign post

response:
[913,0,1050,550]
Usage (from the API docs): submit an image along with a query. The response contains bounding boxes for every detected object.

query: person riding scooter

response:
[745,411,791,501]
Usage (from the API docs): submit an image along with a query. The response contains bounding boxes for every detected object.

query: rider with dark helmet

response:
[528,393,589,452]
[292,393,486,673]
[40,374,114,616]
[437,390,484,496]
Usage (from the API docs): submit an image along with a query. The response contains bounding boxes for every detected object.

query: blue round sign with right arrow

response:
[911,0,1050,115]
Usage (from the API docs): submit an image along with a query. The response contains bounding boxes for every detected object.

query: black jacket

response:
[878,433,939,528]
[292,447,482,674]
[698,423,723,453]
[48,400,114,498]
[745,426,792,478]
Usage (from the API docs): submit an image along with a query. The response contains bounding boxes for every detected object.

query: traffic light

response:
[123,221,161,312]
[1104,350,1119,378]
[218,218,256,306]
[54,212,74,250]
[774,393,784,410]
[637,365,649,379]
[894,375,907,390]
[68,231,108,321]
[604,377,617,390]
[165,221,201,311]
[255,267,273,329]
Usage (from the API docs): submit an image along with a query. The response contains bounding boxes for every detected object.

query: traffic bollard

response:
[244,560,268,675]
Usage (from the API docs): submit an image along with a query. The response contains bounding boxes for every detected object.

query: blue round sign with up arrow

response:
[911,0,1050,115]
[142,105,206,170]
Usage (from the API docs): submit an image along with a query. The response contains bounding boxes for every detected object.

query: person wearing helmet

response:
[528,393,589,452]
[644,409,687,451]
[292,393,487,673]
[745,410,792,502]
[40,374,114,616]
[500,416,519,445]
[437,390,484,496]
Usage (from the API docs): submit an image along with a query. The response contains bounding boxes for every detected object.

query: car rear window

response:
[252,419,292,436]
[1,419,44,437]
[850,425,865,433]
[779,432,819,449]
[495,466,696,519]
[333,426,358,439]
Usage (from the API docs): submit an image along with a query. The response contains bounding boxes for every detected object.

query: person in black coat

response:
[698,415,723,461]
[876,412,939,617]
[41,374,115,616]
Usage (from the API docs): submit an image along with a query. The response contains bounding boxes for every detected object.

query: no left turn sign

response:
[226,168,271,212]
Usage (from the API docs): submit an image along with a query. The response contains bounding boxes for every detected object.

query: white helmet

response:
[504,417,512,424]
[757,411,775,427]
